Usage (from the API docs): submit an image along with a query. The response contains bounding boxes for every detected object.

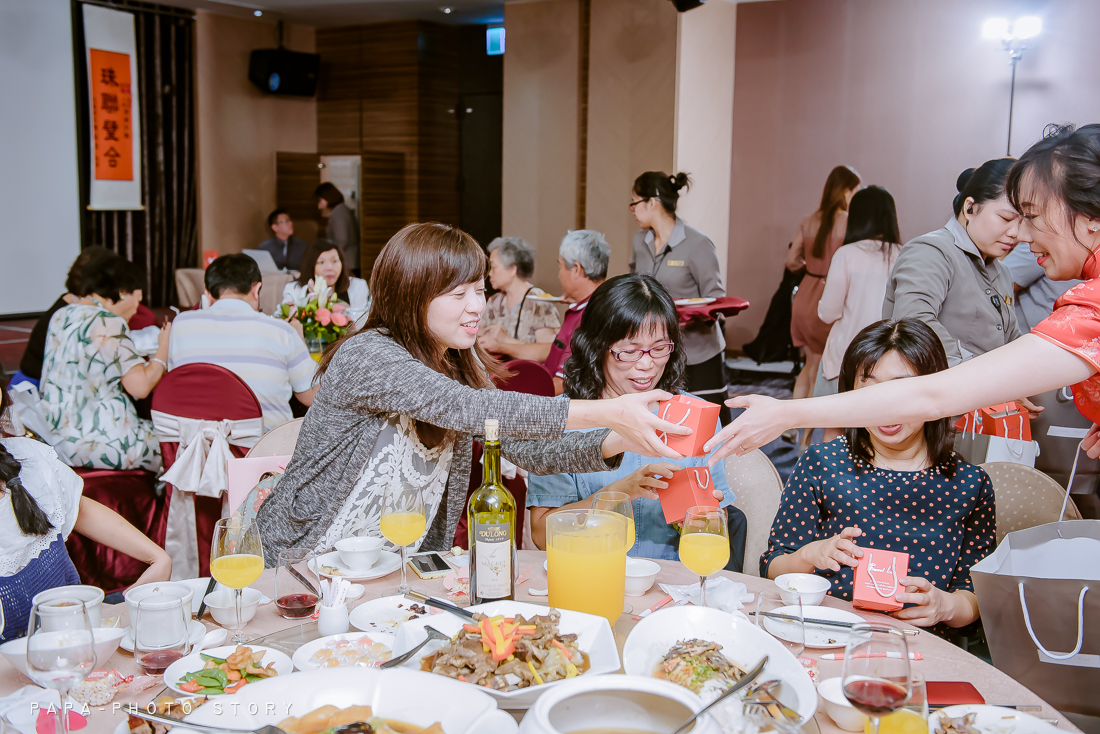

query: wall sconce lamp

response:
[983,16,1042,155]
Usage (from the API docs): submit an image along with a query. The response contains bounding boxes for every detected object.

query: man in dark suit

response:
[258,208,308,272]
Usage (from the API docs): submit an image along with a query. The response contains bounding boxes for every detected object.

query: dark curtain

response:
[73,1,196,308]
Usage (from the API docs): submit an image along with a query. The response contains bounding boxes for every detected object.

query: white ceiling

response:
[155,0,506,27]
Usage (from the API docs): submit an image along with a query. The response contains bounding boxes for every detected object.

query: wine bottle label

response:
[474,521,512,598]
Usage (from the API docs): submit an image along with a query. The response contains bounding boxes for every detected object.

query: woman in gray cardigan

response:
[256,223,692,565]
[883,160,1021,365]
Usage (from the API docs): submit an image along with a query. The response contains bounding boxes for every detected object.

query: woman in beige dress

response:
[787,165,861,449]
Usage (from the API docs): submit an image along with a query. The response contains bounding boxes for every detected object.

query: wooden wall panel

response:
[417,23,461,226]
[360,150,407,274]
[275,152,322,223]
[317,100,361,155]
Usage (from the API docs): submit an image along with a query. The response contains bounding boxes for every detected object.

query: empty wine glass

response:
[679,506,729,607]
[380,481,427,595]
[210,517,265,644]
[25,601,95,734]
[842,624,912,734]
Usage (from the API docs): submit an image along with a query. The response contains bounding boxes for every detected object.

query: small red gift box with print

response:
[852,548,909,612]
[953,402,1032,441]
[658,465,719,524]
[657,394,722,457]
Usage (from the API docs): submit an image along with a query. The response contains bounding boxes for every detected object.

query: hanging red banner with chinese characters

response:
[89,48,134,181]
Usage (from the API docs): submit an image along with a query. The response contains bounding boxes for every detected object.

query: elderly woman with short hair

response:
[484,237,561,344]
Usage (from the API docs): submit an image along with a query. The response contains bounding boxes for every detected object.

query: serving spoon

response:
[126,709,371,734]
[671,655,768,734]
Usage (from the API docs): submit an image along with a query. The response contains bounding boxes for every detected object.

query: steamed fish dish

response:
[654,638,748,693]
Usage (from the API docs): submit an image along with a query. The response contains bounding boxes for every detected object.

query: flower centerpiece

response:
[277,279,351,343]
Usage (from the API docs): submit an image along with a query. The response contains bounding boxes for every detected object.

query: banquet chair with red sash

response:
[453,361,554,549]
[151,364,264,579]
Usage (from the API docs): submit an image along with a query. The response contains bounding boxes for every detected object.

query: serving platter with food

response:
[391,600,620,708]
[674,297,717,306]
[292,632,395,671]
[621,605,817,723]
[162,645,293,696]
[174,667,518,734]
[930,706,1061,734]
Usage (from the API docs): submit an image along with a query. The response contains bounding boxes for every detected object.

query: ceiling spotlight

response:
[981,17,1010,40]
[441,6,453,13]
[1014,16,1042,40]
[253,9,262,16]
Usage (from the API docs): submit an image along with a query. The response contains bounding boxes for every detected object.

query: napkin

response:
[659,577,754,614]
[130,325,161,356]
[0,685,87,734]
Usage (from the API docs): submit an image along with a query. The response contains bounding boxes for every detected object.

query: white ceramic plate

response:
[178,667,517,734]
[622,605,818,723]
[163,644,294,696]
[929,705,1061,734]
[764,605,864,649]
[120,619,207,653]
[529,293,564,302]
[674,297,717,306]
[391,599,621,709]
[309,550,401,581]
[349,595,438,633]
[291,631,395,671]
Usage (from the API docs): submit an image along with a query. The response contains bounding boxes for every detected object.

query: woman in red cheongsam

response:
[709,122,1100,471]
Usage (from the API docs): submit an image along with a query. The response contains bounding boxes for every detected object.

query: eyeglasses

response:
[629,197,652,210]
[609,343,675,362]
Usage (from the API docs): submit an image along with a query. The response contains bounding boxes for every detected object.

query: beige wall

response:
[727,0,1100,349]
[585,0,678,277]
[674,0,737,285]
[501,0,579,294]
[196,12,317,258]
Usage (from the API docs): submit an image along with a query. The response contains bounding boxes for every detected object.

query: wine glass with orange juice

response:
[210,517,265,644]
[380,481,427,595]
[679,506,729,607]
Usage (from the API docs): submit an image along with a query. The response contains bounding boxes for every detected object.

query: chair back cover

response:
[151,363,263,579]
[246,418,303,458]
[981,461,1083,545]
[726,449,783,576]
[492,360,554,397]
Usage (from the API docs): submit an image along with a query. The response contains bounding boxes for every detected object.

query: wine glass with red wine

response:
[842,624,912,734]
[275,547,320,620]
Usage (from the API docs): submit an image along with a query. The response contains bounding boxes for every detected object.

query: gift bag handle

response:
[692,468,711,489]
[657,403,691,445]
[1019,582,1089,659]
[866,552,899,598]
[1059,438,1085,522]
[1005,413,1027,459]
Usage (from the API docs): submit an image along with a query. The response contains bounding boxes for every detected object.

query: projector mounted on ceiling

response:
[670,0,706,11]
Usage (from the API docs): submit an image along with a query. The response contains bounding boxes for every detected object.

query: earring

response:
[1090,224,1100,233]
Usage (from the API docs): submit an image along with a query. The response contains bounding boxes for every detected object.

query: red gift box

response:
[852,548,909,612]
[657,394,721,457]
[953,402,1032,441]
[658,466,719,524]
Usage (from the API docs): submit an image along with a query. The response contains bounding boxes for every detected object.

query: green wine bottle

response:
[468,419,516,604]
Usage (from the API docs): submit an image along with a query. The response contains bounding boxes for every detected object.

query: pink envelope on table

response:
[226,455,290,516]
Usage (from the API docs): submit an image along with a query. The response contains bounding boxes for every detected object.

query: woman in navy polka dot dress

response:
[762,319,995,637]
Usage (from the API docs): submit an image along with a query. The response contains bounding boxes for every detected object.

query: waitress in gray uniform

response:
[883,159,1021,365]
[630,171,729,422]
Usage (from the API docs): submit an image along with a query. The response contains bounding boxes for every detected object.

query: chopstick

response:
[749,610,919,636]
[929,705,1042,712]
[194,578,217,620]
[404,591,478,622]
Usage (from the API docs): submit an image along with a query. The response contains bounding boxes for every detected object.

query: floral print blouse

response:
[40,304,162,472]
[1031,257,1100,423]
[484,287,562,344]
[762,437,995,635]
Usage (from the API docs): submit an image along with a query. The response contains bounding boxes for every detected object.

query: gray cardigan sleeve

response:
[327,331,571,439]
[503,428,620,477]
[884,242,963,364]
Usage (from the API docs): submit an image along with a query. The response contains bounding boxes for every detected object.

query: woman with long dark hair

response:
[629,171,729,420]
[708,124,1100,464]
[812,186,903,442]
[255,224,691,562]
[884,159,1022,366]
[282,239,371,317]
[763,319,994,635]
[788,165,862,449]
[527,274,742,564]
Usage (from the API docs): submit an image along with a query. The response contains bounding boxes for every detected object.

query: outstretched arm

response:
[705,334,1096,462]
[73,497,172,586]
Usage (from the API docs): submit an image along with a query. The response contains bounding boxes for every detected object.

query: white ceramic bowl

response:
[32,586,105,629]
[624,558,661,597]
[203,588,263,629]
[517,675,719,734]
[622,605,818,723]
[124,581,194,622]
[817,677,868,732]
[183,667,516,734]
[335,536,384,570]
[0,627,126,678]
[775,572,831,606]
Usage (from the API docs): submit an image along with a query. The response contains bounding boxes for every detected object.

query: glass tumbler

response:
[275,548,320,619]
[133,595,190,675]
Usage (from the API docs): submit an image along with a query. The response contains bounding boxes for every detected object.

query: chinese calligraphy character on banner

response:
[89,48,133,181]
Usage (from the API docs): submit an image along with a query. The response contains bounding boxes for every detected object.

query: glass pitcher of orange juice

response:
[546,509,628,624]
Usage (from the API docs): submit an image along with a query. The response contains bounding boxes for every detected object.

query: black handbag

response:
[742,258,803,365]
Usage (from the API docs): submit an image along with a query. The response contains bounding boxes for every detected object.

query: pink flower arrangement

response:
[316,307,332,326]
[331,312,349,327]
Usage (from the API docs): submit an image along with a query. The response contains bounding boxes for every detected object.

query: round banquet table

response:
[0,550,1080,734]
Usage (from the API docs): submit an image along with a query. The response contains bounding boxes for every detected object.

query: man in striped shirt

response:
[168,254,318,431]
